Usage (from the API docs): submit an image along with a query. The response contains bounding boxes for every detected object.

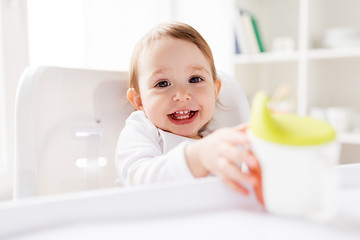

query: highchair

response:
[14,66,250,199]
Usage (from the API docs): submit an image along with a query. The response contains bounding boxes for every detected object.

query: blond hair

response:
[129,22,217,92]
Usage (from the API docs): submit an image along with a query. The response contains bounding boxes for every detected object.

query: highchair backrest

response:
[14,66,249,199]
[15,66,133,198]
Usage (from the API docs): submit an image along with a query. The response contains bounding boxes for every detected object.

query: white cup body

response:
[248,131,340,220]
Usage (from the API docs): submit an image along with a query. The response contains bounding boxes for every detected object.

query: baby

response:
[115,22,263,204]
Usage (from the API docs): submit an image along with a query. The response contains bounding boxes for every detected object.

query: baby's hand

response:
[185,125,264,205]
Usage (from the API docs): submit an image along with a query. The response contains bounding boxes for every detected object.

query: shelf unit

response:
[234,48,360,64]
[232,0,360,143]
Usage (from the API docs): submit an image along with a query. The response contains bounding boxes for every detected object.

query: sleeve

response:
[115,112,196,186]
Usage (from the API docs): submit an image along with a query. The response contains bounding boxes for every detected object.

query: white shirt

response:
[115,111,197,186]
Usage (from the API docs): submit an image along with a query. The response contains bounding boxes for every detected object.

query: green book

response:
[249,14,265,52]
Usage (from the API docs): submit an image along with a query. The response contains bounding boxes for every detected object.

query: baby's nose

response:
[173,89,191,101]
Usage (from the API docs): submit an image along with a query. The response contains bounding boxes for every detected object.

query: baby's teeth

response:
[176,110,189,114]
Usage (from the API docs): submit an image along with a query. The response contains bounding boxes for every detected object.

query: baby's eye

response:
[155,80,171,88]
[189,76,203,83]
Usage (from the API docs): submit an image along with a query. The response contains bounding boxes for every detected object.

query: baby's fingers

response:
[234,123,249,133]
[216,157,256,191]
[254,177,264,206]
[222,178,250,195]
[245,154,264,206]
[234,150,264,206]
[236,149,253,168]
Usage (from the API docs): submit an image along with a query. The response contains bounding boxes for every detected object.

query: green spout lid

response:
[250,91,336,146]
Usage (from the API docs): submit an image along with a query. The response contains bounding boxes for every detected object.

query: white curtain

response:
[0,0,29,200]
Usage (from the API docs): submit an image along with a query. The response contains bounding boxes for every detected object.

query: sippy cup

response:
[248,91,340,220]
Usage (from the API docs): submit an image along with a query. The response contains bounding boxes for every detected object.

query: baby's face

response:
[136,37,220,139]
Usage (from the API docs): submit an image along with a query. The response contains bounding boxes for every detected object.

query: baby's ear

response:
[127,88,143,110]
[214,78,222,99]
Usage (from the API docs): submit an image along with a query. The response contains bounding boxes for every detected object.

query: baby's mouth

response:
[168,110,197,120]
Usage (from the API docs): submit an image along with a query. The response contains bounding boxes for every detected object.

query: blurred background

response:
[1,0,360,201]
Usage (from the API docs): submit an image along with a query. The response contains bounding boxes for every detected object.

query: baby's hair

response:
[129,22,218,92]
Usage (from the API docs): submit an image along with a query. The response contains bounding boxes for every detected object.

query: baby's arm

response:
[116,113,195,185]
[185,125,264,204]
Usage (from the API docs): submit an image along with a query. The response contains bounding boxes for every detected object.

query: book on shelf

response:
[234,9,265,54]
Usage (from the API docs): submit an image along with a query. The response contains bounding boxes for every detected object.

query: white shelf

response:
[233,0,360,113]
[234,52,298,64]
[338,133,360,145]
[234,48,360,65]
[308,48,360,60]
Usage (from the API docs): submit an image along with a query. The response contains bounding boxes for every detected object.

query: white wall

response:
[27,0,170,71]
[172,0,235,75]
